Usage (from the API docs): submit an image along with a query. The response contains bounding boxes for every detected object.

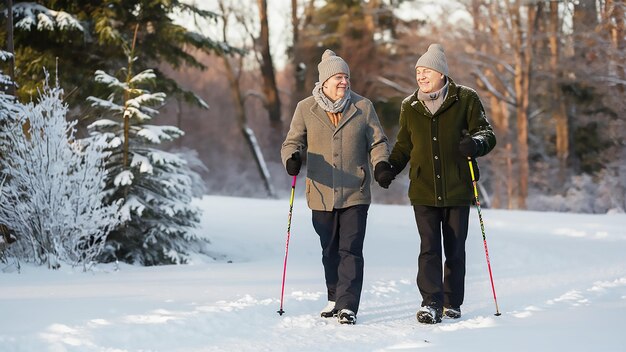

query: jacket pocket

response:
[413,165,421,179]
[359,165,367,192]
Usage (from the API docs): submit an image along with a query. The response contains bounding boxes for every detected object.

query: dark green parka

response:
[389,79,496,207]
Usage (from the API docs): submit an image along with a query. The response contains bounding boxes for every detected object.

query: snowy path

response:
[1,196,626,351]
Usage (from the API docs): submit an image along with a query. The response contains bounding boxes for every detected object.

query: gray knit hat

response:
[415,43,449,76]
[318,49,350,84]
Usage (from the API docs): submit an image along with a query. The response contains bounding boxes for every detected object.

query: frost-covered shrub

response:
[0,77,120,269]
[529,167,626,214]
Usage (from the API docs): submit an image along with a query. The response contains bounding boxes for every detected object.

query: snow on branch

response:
[0,50,13,61]
[126,92,166,109]
[87,96,124,112]
[129,69,157,85]
[13,3,83,32]
[136,125,183,144]
[93,70,126,89]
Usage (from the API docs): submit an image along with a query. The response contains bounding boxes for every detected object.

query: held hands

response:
[374,161,395,189]
[286,151,302,176]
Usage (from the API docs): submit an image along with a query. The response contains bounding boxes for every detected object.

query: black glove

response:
[285,151,302,176]
[459,135,480,157]
[374,161,395,189]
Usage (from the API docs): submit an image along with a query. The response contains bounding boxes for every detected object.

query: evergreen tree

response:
[0,74,120,269]
[87,61,205,265]
[1,1,234,113]
[0,50,18,120]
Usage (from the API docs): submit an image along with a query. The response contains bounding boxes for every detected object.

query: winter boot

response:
[320,301,337,318]
[443,306,461,319]
[416,305,442,324]
[337,309,357,325]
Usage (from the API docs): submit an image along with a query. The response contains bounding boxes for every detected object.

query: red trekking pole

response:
[468,157,501,316]
[277,175,297,316]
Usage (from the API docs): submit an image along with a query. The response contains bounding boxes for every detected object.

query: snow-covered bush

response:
[87,67,205,265]
[529,166,626,214]
[0,76,121,269]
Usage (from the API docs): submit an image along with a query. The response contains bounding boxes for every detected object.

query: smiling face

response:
[322,73,350,101]
[415,67,446,93]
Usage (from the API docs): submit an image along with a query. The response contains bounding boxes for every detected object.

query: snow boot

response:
[337,309,356,325]
[443,306,461,319]
[416,305,442,324]
[320,301,337,318]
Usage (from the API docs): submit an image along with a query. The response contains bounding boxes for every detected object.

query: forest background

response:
[1,0,625,214]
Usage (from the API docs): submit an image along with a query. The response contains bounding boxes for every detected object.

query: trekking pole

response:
[277,175,297,316]
[468,157,501,316]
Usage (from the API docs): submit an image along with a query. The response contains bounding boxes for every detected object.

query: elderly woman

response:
[281,49,393,325]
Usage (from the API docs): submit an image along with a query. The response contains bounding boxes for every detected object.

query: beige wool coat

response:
[281,92,390,211]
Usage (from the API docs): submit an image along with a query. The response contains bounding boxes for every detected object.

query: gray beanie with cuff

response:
[415,43,449,76]
[318,49,350,84]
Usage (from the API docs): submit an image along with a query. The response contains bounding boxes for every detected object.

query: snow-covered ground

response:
[1,195,626,351]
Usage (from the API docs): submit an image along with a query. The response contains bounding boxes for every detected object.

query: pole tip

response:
[277,309,285,316]
[495,312,501,316]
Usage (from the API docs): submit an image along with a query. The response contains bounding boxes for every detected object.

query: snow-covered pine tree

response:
[0,50,18,121]
[87,66,205,265]
[0,51,20,260]
[0,74,120,269]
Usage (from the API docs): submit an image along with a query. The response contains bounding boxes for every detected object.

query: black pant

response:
[312,204,369,314]
[413,205,469,309]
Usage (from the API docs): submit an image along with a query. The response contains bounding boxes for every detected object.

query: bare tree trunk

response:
[222,56,276,198]
[510,1,537,209]
[256,0,282,128]
[219,2,275,197]
[549,0,569,184]
[471,0,512,209]
[506,143,514,209]
[573,0,599,63]
[6,0,15,96]
[291,0,299,46]
[176,99,183,148]
[604,0,626,92]
[290,0,316,112]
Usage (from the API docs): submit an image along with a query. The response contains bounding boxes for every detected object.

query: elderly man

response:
[388,43,496,324]
[281,49,392,325]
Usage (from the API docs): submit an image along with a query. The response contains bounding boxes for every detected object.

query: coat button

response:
[434,155,439,160]
[438,196,442,200]
[433,137,437,141]
[437,175,441,179]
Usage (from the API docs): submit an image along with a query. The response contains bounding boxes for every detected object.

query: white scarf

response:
[417,79,449,114]
[312,82,351,113]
